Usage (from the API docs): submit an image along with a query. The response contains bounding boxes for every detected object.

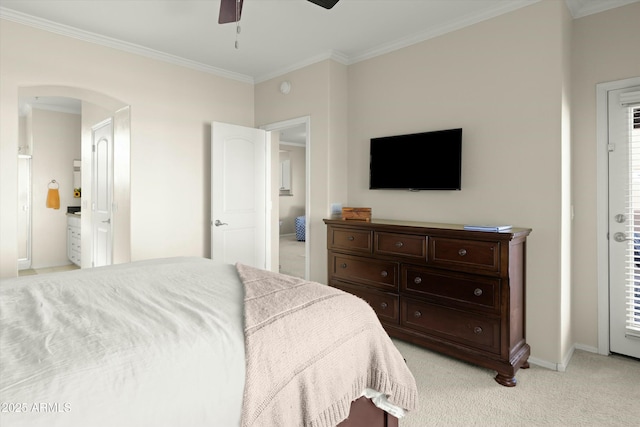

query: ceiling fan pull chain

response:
[235,0,241,49]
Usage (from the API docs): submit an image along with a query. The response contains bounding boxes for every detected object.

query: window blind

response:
[625,97,640,338]
[620,90,640,107]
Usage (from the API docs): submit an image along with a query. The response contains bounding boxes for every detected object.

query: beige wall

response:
[255,59,349,283]
[28,108,81,268]
[2,0,638,367]
[0,19,254,277]
[347,0,568,364]
[571,2,640,349]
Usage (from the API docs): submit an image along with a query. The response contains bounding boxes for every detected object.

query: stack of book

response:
[463,224,512,232]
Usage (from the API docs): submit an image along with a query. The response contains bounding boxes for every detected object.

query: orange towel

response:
[46,188,60,209]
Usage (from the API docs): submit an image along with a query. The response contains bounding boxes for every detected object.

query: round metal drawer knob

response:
[473,326,483,334]
[474,288,483,296]
[458,248,467,256]
[380,302,388,309]
[340,263,347,268]
[395,241,404,248]
[347,236,355,241]
[414,277,422,285]
[414,311,422,318]
[380,270,388,277]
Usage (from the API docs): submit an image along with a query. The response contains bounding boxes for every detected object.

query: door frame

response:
[596,76,640,355]
[261,116,311,279]
[17,154,32,270]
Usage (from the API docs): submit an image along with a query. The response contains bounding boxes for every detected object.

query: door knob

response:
[613,231,633,242]
[102,218,111,224]
[613,232,634,242]
[214,219,228,227]
[614,214,626,223]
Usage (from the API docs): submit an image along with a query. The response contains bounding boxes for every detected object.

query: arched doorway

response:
[17,85,131,271]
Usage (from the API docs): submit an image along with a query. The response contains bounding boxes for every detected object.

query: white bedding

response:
[0,257,245,427]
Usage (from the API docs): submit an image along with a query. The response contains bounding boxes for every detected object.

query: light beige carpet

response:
[279,234,305,279]
[393,339,639,426]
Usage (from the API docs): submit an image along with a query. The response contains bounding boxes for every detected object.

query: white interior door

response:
[211,122,268,269]
[608,86,640,359]
[92,118,114,268]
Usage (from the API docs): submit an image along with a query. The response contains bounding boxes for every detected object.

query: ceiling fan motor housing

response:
[218,0,244,24]
[307,0,340,9]
[219,0,340,25]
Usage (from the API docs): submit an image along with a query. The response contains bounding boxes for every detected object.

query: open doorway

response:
[17,96,82,275]
[262,117,310,280]
[16,86,131,276]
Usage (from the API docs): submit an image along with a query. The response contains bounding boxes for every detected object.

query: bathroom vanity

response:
[67,213,81,267]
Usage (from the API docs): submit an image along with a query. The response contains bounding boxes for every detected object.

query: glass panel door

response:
[608,87,640,358]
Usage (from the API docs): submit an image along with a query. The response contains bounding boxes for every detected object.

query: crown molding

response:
[0,7,255,84]
[254,49,349,84]
[4,1,637,86]
[347,0,540,66]
[565,0,639,19]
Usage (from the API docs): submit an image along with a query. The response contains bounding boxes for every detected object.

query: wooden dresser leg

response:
[494,373,517,387]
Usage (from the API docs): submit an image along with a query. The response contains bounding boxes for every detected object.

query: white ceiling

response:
[2,0,637,84]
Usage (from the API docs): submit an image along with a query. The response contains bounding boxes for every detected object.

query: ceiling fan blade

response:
[219,0,244,24]
[307,0,340,9]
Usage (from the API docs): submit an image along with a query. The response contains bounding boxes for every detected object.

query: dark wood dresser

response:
[323,218,532,386]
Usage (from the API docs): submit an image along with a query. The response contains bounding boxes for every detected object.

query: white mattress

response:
[0,257,246,427]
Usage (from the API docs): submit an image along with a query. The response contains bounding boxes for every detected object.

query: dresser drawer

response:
[375,232,427,261]
[402,266,500,311]
[328,227,373,254]
[332,282,399,324]
[330,254,398,291]
[401,299,500,354]
[430,237,499,273]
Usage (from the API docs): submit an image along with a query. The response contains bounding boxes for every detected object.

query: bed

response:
[0,257,417,426]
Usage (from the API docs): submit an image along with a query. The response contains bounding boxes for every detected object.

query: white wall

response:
[0,19,255,277]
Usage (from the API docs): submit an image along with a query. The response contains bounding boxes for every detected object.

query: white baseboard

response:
[18,259,31,270]
[527,356,559,371]
[528,342,600,372]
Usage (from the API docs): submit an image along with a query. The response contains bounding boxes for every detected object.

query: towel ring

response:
[48,179,59,189]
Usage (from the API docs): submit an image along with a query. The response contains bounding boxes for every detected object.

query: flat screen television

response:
[369,128,462,190]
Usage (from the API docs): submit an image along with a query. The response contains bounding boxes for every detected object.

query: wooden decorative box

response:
[341,207,372,222]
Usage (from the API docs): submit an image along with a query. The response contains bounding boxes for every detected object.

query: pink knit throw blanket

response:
[236,263,418,427]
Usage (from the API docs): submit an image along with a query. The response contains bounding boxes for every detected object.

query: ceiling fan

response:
[218,0,340,24]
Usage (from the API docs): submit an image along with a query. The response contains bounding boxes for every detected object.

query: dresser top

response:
[323,218,531,238]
